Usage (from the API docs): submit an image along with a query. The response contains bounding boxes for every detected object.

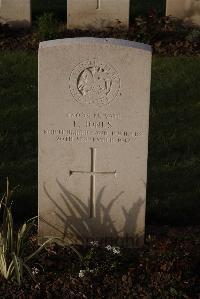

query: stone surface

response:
[67,0,129,30]
[166,0,200,26]
[0,0,31,28]
[38,38,152,247]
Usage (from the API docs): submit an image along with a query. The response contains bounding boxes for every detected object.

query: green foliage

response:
[81,243,122,275]
[186,28,200,42]
[32,0,66,21]
[0,178,56,285]
[36,12,59,41]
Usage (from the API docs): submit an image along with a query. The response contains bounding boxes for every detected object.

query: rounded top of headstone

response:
[39,37,152,53]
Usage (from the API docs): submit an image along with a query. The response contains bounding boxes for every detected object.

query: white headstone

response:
[38,38,152,247]
[166,0,200,26]
[0,0,31,28]
[67,0,130,30]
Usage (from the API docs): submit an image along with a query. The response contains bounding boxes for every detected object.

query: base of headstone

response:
[166,0,200,27]
[67,0,130,30]
[0,0,31,29]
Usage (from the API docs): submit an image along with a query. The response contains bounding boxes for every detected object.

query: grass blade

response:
[23,263,36,282]
[12,253,21,285]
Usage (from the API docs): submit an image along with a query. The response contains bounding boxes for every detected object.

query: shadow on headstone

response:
[40,180,144,247]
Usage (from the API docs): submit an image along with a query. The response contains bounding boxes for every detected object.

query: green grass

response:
[148,57,200,225]
[0,52,37,220]
[0,52,200,225]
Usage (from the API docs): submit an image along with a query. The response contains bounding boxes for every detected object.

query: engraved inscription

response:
[69,59,120,106]
[44,129,142,144]
[69,148,116,218]
[67,112,121,120]
[43,110,143,144]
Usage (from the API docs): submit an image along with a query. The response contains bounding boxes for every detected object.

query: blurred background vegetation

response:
[31,0,166,21]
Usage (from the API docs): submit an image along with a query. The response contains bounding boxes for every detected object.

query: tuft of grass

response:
[0,178,82,285]
[0,178,56,285]
[0,52,200,225]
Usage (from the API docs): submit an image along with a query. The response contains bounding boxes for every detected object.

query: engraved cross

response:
[96,0,101,9]
[69,148,116,218]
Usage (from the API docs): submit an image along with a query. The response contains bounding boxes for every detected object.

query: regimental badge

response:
[69,59,120,106]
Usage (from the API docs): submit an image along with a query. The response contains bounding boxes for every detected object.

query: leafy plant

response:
[81,242,122,276]
[36,12,59,41]
[0,178,71,285]
[186,28,200,42]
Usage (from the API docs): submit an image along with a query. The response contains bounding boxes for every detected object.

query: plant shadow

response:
[40,179,145,247]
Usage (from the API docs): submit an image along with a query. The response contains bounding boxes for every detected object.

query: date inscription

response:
[43,111,143,144]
